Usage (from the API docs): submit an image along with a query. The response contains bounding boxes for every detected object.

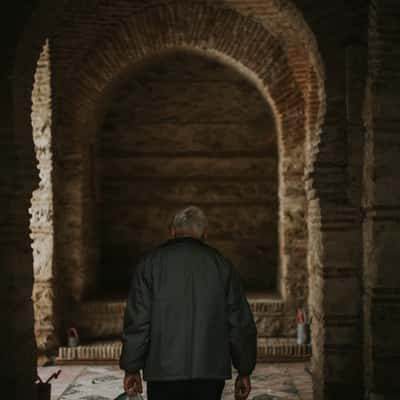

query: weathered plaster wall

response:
[30,42,58,355]
[96,51,279,295]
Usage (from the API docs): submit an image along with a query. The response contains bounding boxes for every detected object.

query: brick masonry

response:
[51,2,312,317]
[5,0,397,399]
[96,51,279,294]
[25,1,318,362]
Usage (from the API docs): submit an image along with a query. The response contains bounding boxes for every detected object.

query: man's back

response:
[120,236,257,382]
[144,236,233,381]
[120,205,257,400]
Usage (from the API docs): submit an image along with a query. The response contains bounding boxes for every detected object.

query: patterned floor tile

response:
[40,363,312,400]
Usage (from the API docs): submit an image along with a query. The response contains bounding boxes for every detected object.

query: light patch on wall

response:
[29,40,57,353]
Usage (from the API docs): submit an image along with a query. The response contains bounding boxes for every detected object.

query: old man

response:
[120,206,257,400]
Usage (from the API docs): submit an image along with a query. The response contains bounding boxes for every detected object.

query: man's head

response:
[170,206,208,240]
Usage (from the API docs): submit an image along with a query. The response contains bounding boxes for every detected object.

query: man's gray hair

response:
[171,206,208,238]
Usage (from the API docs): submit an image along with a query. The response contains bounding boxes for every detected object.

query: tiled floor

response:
[38,363,313,400]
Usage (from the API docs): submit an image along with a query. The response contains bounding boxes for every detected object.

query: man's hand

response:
[124,372,143,397]
[235,375,251,400]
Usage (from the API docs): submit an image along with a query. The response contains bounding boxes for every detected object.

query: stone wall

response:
[7,0,400,397]
[1,2,45,398]
[301,1,369,398]
[96,51,279,295]
[363,0,400,397]
[7,1,387,399]
[0,51,25,400]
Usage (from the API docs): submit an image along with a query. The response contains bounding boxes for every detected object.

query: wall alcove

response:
[93,51,279,298]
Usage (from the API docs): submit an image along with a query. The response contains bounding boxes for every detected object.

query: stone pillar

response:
[0,54,21,400]
[4,36,39,400]
[363,1,400,397]
[30,42,58,354]
[307,48,364,398]
[308,201,364,399]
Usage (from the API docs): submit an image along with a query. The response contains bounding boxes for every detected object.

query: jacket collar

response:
[164,236,204,245]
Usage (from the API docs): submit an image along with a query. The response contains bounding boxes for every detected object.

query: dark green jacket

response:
[119,237,257,381]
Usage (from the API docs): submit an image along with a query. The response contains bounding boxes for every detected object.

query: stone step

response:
[56,338,311,364]
[257,338,311,362]
[73,296,294,340]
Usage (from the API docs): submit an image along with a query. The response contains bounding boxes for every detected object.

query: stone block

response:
[364,220,400,288]
[323,276,362,315]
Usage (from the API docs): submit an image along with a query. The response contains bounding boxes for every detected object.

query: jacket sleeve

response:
[226,264,258,376]
[119,259,152,373]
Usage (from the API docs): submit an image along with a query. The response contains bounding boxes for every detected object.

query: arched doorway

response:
[14,0,328,397]
[48,1,318,363]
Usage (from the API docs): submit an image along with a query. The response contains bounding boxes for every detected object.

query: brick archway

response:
[13,0,326,204]
[12,0,326,393]
[52,0,323,349]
